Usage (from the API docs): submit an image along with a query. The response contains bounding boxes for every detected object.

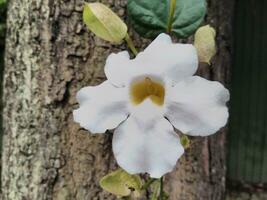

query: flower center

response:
[130,77,165,106]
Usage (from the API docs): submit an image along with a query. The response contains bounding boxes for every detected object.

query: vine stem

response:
[167,0,176,33]
[125,33,138,56]
[159,177,164,200]
[142,178,156,190]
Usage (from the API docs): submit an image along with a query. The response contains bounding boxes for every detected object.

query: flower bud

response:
[83,3,127,44]
[194,25,217,65]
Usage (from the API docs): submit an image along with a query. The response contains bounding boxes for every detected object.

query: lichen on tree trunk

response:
[1,0,234,200]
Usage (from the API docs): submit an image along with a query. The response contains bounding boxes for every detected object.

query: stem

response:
[167,0,176,33]
[125,33,138,56]
[159,177,164,200]
[142,178,156,190]
[121,195,132,200]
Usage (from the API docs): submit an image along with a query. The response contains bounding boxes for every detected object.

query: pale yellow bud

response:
[194,25,217,65]
[83,3,127,44]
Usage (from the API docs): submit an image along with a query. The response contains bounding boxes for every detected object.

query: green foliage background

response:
[0,0,7,45]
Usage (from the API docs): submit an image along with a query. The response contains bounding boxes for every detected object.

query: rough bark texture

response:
[1,0,234,200]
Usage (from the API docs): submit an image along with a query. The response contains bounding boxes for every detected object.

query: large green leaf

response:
[127,0,206,39]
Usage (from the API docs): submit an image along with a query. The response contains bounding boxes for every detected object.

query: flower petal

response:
[73,81,129,133]
[112,111,184,178]
[165,76,229,136]
[104,34,198,87]
[134,33,198,84]
[104,51,132,87]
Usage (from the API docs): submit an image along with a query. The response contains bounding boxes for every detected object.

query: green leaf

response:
[83,3,127,44]
[99,169,142,197]
[194,25,217,65]
[127,0,206,39]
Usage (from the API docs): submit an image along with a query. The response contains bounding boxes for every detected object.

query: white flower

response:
[73,33,229,178]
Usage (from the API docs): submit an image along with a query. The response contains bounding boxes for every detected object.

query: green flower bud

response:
[180,135,190,149]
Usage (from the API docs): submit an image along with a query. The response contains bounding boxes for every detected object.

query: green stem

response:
[159,177,164,200]
[142,178,156,190]
[125,33,138,56]
[167,0,176,33]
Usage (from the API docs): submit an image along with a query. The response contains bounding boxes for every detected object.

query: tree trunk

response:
[1,0,234,200]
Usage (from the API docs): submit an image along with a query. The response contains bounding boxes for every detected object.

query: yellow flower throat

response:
[130,77,165,106]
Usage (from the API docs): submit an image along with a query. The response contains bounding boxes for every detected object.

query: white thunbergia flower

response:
[73,33,229,178]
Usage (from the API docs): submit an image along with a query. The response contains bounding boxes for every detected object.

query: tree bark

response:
[1,0,234,200]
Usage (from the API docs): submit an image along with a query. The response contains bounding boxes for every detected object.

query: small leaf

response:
[194,25,217,64]
[180,135,190,149]
[127,0,206,39]
[83,3,127,44]
[100,169,142,197]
